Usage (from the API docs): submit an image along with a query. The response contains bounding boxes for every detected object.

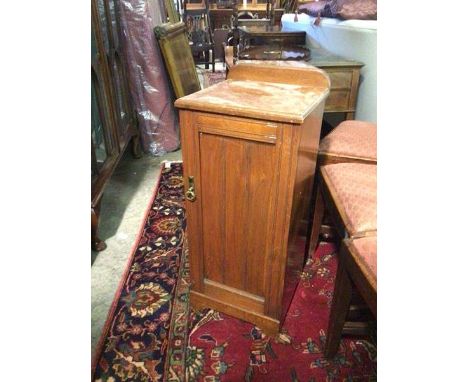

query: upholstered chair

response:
[319,120,377,166]
[307,120,377,251]
[308,162,377,358]
[325,235,377,357]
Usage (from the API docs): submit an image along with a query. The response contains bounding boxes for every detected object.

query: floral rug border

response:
[163,238,191,381]
[92,161,190,381]
[91,164,165,377]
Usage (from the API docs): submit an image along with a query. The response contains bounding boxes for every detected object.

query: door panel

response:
[199,132,278,298]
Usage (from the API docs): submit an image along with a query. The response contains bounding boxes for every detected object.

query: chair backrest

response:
[183,0,214,44]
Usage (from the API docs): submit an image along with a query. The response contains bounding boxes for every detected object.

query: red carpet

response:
[186,242,376,381]
[92,163,376,381]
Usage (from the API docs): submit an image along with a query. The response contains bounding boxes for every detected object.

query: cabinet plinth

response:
[175,64,330,334]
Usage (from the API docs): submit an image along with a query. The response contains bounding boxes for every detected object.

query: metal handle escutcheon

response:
[185,176,196,202]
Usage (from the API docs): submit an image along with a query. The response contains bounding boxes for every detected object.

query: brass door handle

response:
[185,176,196,202]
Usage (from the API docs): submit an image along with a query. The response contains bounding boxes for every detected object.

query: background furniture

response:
[239,24,306,46]
[175,63,330,334]
[213,27,230,61]
[309,45,362,120]
[210,3,284,29]
[237,23,309,61]
[281,13,377,122]
[232,43,363,119]
[238,45,310,60]
[165,0,181,22]
[184,0,216,71]
[91,0,141,252]
[154,22,201,98]
[237,18,271,27]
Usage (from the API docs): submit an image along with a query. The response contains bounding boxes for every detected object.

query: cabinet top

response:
[175,64,330,124]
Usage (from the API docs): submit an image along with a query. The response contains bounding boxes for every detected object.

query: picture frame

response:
[154,22,201,98]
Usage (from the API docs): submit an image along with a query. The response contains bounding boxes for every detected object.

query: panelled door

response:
[182,111,284,316]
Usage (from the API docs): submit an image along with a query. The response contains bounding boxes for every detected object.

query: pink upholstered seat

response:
[321,162,376,236]
[347,235,377,288]
[319,120,377,162]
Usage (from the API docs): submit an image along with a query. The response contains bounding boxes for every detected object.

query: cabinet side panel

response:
[281,101,325,322]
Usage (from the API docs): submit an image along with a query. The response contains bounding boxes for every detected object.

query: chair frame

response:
[325,237,377,358]
[183,0,216,72]
[306,144,378,259]
[308,165,377,358]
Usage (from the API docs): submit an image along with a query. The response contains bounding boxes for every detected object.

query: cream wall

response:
[282,14,377,123]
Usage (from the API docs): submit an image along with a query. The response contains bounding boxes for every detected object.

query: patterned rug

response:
[93,162,190,381]
[186,241,377,381]
[92,162,377,382]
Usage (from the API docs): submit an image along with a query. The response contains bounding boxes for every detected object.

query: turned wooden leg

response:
[92,202,107,252]
[131,134,142,159]
[324,250,352,358]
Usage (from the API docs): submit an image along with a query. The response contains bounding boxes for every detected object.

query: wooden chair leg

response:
[204,50,209,70]
[324,256,352,358]
[212,48,215,72]
[308,186,325,259]
[320,223,337,241]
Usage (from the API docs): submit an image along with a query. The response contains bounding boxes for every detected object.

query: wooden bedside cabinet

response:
[175,64,330,334]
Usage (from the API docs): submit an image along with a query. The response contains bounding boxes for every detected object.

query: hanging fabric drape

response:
[118,0,179,156]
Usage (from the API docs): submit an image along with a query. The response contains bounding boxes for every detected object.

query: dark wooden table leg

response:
[324,253,352,358]
[92,200,107,252]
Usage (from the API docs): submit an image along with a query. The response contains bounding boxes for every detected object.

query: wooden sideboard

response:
[308,45,363,120]
[175,64,330,334]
